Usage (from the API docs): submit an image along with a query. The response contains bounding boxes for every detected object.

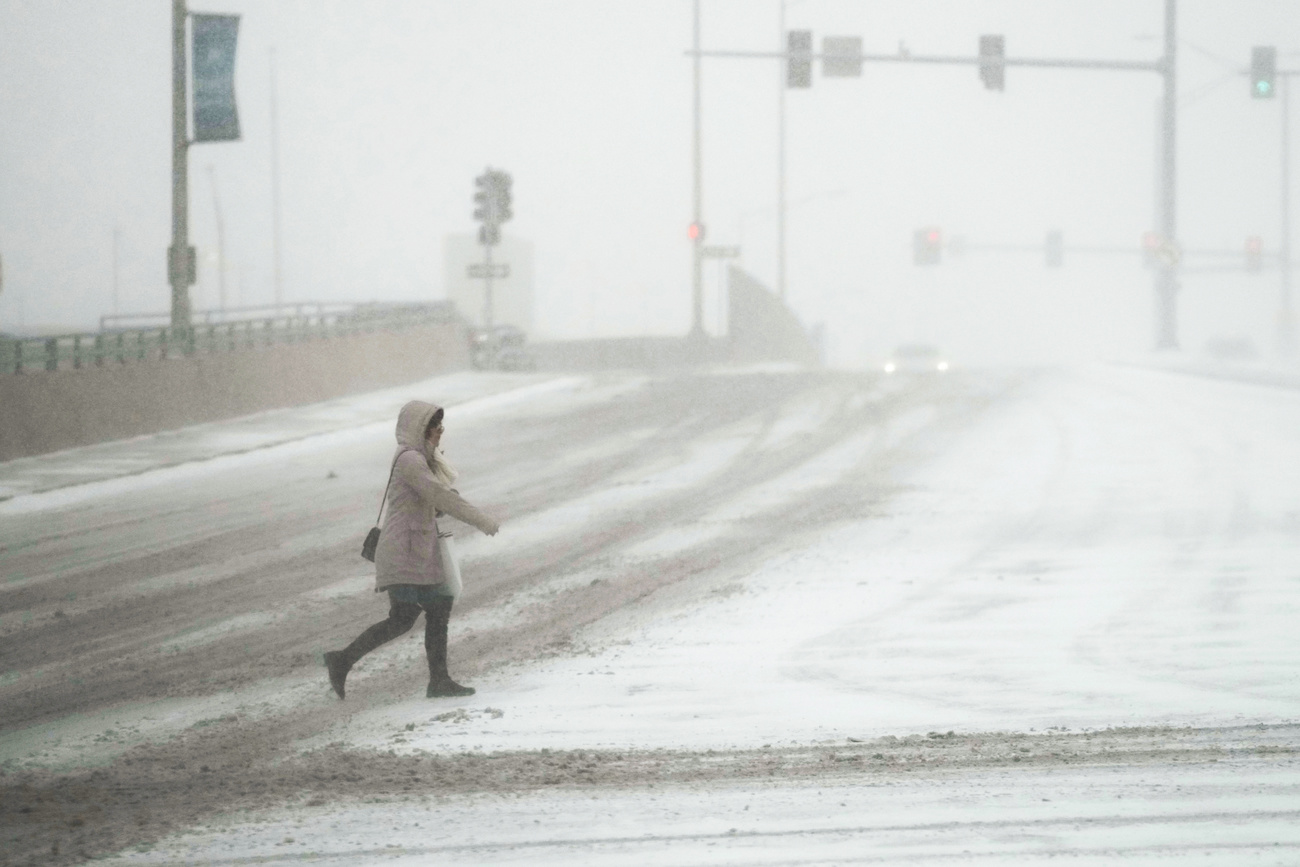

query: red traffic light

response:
[913,227,942,265]
[687,222,704,241]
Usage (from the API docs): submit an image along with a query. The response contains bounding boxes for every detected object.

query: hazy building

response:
[443,234,534,332]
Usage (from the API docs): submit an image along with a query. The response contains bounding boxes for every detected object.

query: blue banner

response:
[192,14,240,142]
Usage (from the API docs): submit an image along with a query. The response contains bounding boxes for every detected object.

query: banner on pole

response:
[192,14,241,142]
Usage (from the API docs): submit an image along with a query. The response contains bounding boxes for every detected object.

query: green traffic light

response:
[1257,80,1273,95]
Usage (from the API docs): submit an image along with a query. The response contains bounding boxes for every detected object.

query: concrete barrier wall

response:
[0,323,467,461]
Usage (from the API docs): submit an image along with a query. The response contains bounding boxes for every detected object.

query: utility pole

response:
[169,0,194,339]
[690,0,705,341]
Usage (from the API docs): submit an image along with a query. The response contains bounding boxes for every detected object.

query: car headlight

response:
[884,362,896,373]
[937,361,949,372]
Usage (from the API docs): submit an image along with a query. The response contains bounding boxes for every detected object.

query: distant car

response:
[469,325,536,371]
[883,344,949,375]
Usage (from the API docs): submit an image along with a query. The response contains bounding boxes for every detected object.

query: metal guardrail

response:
[99,301,360,332]
[5,301,459,375]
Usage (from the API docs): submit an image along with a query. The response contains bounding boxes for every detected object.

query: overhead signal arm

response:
[689,45,1161,79]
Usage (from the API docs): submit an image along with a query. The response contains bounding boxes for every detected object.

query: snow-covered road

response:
[2,363,1298,865]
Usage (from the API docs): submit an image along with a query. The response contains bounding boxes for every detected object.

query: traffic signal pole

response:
[483,243,495,329]
[471,168,512,331]
[1247,47,1296,355]
[690,0,705,341]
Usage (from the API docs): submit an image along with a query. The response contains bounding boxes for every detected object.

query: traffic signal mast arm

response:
[685,47,1162,74]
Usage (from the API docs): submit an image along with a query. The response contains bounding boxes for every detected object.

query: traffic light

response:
[473,174,494,223]
[787,30,812,88]
[1251,46,1276,99]
[913,227,942,265]
[472,168,512,246]
[1246,236,1263,271]
[473,192,488,223]
[687,222,704,241]
[1045,230,1064,268]
[495,172,513,223]
[979,35,1005,91]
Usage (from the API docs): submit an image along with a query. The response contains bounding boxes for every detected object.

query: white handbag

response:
[437,532,462,598]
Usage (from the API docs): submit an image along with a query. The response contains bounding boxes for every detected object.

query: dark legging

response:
[338,595,454,679]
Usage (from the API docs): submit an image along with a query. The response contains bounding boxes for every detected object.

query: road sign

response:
[467,263,510,279]
[701,245,741,259]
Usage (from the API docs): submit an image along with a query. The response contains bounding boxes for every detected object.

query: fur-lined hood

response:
[394,400,441,462]
[393,399,457,486]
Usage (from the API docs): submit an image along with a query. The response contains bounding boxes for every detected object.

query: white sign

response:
[467,263,511,279]
[701,245,741,259]
[823,36,863,77]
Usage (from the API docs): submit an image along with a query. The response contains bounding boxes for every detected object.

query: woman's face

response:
[425,420,444,450]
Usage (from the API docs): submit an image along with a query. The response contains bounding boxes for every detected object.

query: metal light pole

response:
[1279,73,1295,355]
[270,47,284,310]
[690,0,705,340]
[206,165,227,310]
[169,0,193,337]
[111,225,120,316]
[1154,0,1179,350]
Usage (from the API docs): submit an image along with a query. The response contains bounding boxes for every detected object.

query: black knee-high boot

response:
[325,600,420,699]
[424,596,475,698]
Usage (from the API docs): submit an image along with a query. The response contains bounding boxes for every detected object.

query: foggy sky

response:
[0,1,1295,365]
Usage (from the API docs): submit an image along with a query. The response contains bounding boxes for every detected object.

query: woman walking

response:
[325,400,499,699]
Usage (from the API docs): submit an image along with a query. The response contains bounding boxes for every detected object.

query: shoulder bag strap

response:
[374,448,415,526]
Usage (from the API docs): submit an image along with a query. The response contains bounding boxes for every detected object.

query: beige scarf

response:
[429,447,459,488]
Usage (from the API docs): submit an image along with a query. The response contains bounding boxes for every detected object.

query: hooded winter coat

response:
[373,400,499,591]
